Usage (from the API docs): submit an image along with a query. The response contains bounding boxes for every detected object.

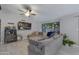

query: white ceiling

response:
[1,4,79,22]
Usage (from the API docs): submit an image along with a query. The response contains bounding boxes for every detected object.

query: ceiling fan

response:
[18,5,38,17]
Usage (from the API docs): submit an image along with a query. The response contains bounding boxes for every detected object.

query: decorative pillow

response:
[47,31,55,38]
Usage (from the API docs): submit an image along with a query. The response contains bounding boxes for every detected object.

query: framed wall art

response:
[18,21,31,30]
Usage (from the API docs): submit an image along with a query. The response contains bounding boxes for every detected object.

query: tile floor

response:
[0,40,62,55]
[1,40,79,55]
[0,40,29,55]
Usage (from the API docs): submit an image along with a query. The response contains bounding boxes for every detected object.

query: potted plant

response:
[63,34,76,47]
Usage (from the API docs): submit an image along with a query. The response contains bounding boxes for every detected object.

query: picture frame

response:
[18,21,31,30]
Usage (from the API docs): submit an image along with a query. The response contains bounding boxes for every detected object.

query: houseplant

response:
[63,34,76,46]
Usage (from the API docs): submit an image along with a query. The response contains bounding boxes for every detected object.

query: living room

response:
[0,4,79,55]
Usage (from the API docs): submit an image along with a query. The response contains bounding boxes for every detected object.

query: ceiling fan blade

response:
[31,10,39,14]
[19,13,24,15]
[18,9,25,12]
[31,13,36,16]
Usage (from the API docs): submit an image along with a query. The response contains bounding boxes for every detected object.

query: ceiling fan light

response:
[25,11,30,17]
[25,13,30,16]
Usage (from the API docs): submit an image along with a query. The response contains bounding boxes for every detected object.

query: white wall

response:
[0,11,42,44]
[60,15,79,44]
[41,13,79,44]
